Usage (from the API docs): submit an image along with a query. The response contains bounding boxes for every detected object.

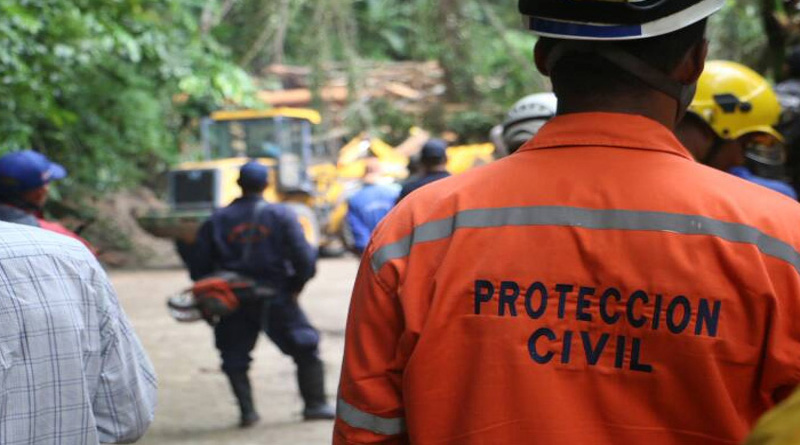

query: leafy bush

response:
[0,0,253,195]
[0,0,778,198]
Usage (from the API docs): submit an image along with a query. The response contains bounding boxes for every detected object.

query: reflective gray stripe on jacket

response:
[337,398,407,436]
[372,205,800,274]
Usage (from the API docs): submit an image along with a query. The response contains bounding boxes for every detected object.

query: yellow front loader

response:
[136,108,347,263]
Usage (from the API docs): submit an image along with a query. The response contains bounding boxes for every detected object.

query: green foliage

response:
[708,0,769,72]
[0,0,253,194]
[368,98,418,145]
[447,110,502,144]
[0,0,781,197]
[215,0,544,135]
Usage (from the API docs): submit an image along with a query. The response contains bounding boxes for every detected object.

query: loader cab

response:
[201,108,322,195]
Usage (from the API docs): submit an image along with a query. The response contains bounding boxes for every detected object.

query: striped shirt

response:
[0,222,157,444]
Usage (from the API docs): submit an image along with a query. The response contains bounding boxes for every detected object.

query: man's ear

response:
[534,39,551,77]
[676,39,708,85]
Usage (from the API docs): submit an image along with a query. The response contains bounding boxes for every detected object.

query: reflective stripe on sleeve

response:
[337,398,407,436]
[371,206,800,274]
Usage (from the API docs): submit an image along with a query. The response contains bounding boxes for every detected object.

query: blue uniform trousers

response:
[214,298,321,373]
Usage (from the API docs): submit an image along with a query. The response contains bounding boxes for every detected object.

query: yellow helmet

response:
[689,61,783,142]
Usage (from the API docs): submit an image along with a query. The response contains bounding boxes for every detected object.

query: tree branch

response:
[271,0,291,65]
[201,0,239,35]
[473,0,548,91]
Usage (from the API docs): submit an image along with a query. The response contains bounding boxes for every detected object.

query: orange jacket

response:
[334,113,800,445]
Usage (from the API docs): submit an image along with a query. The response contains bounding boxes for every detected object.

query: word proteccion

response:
[473,280,723,373]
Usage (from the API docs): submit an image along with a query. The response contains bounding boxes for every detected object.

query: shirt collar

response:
[235,195,264,204]
[518,112,694,161]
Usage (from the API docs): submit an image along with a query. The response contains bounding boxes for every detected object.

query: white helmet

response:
[521,0,725,41]
[521,0,725,121]
[502,93,558,154]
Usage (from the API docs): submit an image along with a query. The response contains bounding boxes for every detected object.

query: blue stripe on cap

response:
[530,17,643,39]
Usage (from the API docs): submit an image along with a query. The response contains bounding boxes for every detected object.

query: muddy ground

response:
[111,257,359,445]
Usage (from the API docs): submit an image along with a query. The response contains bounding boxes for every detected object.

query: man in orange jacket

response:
[335,1,800,444]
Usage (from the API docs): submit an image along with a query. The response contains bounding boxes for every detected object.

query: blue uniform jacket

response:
[397,171,451,202]
[346,184,399,253]
[0,203,39,227]
[729,166,798,200]
[189,196,317,295]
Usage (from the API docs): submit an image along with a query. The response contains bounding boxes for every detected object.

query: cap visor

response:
[48,163,67,181]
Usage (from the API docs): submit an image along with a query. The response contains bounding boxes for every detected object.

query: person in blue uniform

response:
[397,138,451,202]
[189,161,334,427]
[345,158,399,254]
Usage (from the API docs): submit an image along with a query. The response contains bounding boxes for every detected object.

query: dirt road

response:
[110,257,359,445]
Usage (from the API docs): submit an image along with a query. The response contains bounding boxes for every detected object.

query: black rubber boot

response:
[297,358,335,420]
[226,371,261,428]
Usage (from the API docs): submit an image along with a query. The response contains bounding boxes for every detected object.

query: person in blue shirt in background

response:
[397,138,451,202]
[345,157,399,254]
[729,164,798,199]
[189,161,335,427]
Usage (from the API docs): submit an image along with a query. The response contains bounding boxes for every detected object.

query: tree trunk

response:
[438,0,478,101]
[201,0,238,35]
[762,0,788,79]
[271,0,291,65]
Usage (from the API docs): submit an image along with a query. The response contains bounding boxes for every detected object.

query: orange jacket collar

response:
[519,112,694,161]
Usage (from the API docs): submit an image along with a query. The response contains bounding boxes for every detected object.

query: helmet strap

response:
[546,41,694,122]
[701,136,726,166]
